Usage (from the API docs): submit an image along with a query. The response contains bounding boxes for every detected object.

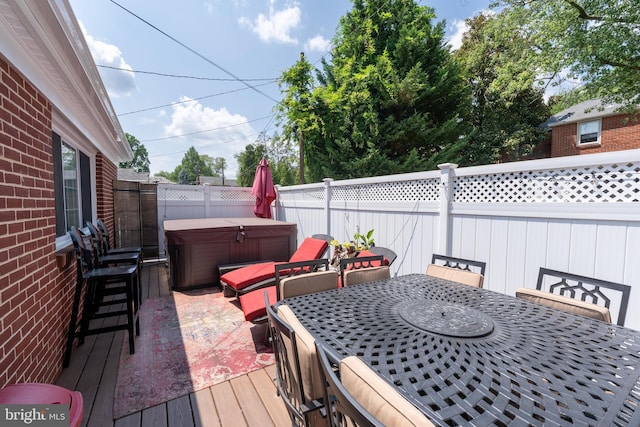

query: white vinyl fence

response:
[157,149,640,329]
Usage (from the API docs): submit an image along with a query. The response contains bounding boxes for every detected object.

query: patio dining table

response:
[279,273,640,426]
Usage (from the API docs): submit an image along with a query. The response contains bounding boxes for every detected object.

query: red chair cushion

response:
[220,262,279,291]
[289,238,328,263]
[356,250,389,266]
[221,238,328,292]
[239,286,277,321]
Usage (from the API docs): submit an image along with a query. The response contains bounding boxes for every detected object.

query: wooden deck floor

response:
[56,261,289,427]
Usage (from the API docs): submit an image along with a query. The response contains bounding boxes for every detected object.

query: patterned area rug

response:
[113,288,274,419]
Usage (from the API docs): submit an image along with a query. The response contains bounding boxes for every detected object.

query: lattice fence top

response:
[277,187,326,202]
[332,178,440,202]
[454,162,640,203]
[158,185,253,202]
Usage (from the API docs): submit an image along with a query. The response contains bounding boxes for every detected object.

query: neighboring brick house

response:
[543,99,640,157]
[0,1,132,388]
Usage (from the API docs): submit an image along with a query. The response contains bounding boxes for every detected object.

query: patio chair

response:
[340,254,386,287]
[84,223,142,305]
[96,218,142,254]
[368,246,397,266]
[239,258,336,322]
[426,254,486,288]
[534,267,631,326]
[266,295,326,427]
[65,227,139,367]
[515,288,612,323]
[220,235,331,297]
[315,343,384,427]
[86,222,140,258]
[335,349,436,427]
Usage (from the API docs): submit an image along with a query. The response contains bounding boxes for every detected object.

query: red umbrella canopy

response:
[251,157,276,218]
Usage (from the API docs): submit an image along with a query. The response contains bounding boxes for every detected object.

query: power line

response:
[141,114,275,142]
[97,64,277,82]
[108,0,281,104]
[118,81,276,116]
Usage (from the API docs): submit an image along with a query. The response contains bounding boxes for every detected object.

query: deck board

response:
[56,263,286,427]
[190,389,221,427]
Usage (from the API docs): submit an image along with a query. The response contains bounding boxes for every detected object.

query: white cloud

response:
[79,22,136,97]
[304,35,331,53]
[238,0,301,44]
[447,19,467,51]
[158,97,258,177]
[203,0,218,14]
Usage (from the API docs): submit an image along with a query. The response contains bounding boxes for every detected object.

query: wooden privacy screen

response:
[113,180,159,258]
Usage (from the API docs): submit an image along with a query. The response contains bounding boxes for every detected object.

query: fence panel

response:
[159,150,640,328]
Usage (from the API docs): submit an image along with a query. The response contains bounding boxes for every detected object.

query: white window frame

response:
[577,119,601,146]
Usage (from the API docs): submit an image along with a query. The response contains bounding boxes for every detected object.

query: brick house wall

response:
[551,113,640,157]
[0,56,113,387]
[96,153,117,247]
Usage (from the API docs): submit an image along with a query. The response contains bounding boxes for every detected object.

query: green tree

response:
[453,13,550,164]
[235,143,267,187]
[492,0,640,109]
[277,0,468,180]
[174,146,213,185]
[119,133,150,172]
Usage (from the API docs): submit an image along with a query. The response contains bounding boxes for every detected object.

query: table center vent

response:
[397,301,494,338]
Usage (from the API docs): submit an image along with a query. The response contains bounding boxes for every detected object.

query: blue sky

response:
[68,0,491,177]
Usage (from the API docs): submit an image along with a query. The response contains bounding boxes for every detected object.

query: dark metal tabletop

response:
[280,274,640,426]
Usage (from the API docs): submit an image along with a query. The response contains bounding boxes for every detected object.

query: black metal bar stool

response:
[64,227,139,368]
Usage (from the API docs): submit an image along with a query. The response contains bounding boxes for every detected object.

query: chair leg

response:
[126,277,136,354]
[64,275,84,368]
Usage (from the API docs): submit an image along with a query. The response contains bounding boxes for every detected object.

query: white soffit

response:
[0,0,132,163]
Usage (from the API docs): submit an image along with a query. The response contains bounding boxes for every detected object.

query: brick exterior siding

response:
[551,114,640,157]
[97,153,117,247]
[0,57,115,387]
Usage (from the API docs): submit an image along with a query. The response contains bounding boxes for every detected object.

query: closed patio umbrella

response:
[251,157,276,218]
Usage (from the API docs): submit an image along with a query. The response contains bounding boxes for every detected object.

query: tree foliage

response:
[454,13,550,164]
[492,0,640,108]
[235,143,267,187]
[119,133,150,173]
[277,0,468,180]
[157,146,215,184]
[234,133,298,187]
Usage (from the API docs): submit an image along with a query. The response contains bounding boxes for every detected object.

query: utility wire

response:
[118,81,276,116]
[108,0,280,104]
[141,114,274,142]
[97,64,277,82]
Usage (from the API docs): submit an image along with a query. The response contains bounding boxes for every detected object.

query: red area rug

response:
[113,288,274,419]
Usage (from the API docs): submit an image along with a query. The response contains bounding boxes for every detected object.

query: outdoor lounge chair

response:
[239,258,336,322]
[220,235,331,297]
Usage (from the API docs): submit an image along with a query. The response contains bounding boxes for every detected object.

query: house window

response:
[577,120,601,145]
[53,132,92,239]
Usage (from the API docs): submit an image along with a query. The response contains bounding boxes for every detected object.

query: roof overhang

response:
[0,0,132,162]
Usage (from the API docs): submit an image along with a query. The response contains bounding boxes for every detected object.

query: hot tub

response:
[164,218,297,290]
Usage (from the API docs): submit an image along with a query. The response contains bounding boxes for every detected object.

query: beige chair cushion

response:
[279,270,339,299]
[343,266,390,287]
[341,356,435,427]
[426,264,484,288]
[516,288,612,323]
[276,305,324,402]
